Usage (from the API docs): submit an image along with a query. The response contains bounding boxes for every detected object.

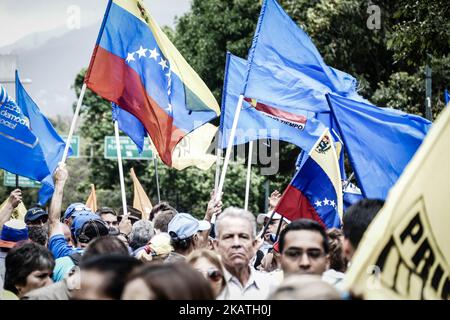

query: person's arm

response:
[268,190,281,212]
[0,189,22,229]
[49,164,68,238]
[204,190,223,222]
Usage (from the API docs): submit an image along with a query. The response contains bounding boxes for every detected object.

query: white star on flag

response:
[315,200,322,207]
[330,200,336,207]
[158,58,168,70]
[126,52,135,63]
[136,46,147,58]
[323,198,330,205]
[149,48,160,60]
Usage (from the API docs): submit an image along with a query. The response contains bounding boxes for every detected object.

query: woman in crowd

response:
[186,249,226,298]
[4,242,54,298]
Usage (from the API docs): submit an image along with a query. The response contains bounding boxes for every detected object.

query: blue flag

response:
[111,103,146,153]
[343,182,364,212]
[445,89,449,107]
[220,52,324,153]
[0,72,71,204]
[243,0,365,115]
[327,93,432,199]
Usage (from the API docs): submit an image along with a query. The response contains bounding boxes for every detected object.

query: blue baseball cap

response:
[24,207,48,224]
[63,203,91,221]
[0,219,29,248]
[71,213,109,243]
[168,213,210,241]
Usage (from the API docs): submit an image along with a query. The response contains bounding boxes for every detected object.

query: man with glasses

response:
[278,219,330,276]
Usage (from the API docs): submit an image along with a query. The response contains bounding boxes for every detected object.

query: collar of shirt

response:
[223,266,262,291]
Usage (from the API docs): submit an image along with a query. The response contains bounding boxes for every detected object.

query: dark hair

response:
[118,206,142,220]
[149,202,177,221]
[326,228,347,273]
[126,262,214,299]
[96,207,117,216]
[279,219,329,254]
[153,211,177,233]
[4,243,55,294]
[170,234,195,253]
[81,236,130,262]
[343,199,384,249]
[28,225,49,246]
[79,254,142,299]
[76,220,110,244]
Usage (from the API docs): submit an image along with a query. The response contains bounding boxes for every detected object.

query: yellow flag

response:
[85,184,97,213]
[130,167,153,220]
[148,123,217,171]
[0,199,27,221]
[343,107,450,300]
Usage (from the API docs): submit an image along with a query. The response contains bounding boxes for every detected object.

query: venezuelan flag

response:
[85,0,220,166]
[273,128,343,229]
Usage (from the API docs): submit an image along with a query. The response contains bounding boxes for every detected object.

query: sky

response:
[0,0,191,47]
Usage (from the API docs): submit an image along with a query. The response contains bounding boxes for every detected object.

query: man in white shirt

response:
[214,207,279,300]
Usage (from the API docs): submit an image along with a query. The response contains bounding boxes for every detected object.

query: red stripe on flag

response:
[85,46,185,166]
[244,97,307,125]
[275,184,326,229]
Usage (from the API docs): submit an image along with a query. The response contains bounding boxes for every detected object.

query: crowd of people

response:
[0,164,384,300]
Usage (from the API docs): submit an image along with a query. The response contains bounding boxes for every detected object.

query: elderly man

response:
[214,207,279,300]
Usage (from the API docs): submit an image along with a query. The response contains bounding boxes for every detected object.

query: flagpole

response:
[214,142,222,193]
[216,95,244,202]
[15,175,19,188]
[114,120,128,215]
[244,141,253,211]
[61,83,86,164]
[153,158,161,204]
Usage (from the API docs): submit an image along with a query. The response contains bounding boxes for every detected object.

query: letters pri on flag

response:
[343,106,450,300]
[273,129,342,229]
[85,0,220,167]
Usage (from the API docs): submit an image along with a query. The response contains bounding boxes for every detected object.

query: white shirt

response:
[217,267,279,300]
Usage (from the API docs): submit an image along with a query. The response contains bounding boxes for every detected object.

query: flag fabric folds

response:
[243,0,364,116]
[85,0,220,167]
[112,102,146,153]
[343,106,450,300]
[274,129,342,229]
[220,53,325,153]
[327,93,432,200]
[343,182,364,212]
[130,167,152,220]
[0,73,70,205]
[85,184,98,212]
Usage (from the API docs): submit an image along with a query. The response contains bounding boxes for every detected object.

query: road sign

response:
[62,135,80,158]
[3,171,41,188]
[104,136,153,160]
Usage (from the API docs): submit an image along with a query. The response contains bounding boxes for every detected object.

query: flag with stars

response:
[273,128,343,229]
[85,0,220,167]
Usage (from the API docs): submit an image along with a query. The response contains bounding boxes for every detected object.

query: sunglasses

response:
[197,268,223,282]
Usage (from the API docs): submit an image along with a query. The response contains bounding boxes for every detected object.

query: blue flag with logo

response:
[111,102,146,153]
[243,0,366,116]
[220,53,325,153]
[0,72,71,205]
[327,93,432,199]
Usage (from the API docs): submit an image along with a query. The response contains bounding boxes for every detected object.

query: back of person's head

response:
[153,211,176,233]
[343,199,384,249]
[122,262,214,300]
[4,242,55,295]
[76,254,142,300]
[269,274,342,300]
[279,219,329,254]
[75,218,110,246]
[326,228,347,273]
[81,236,130,262]
[129,220,155,251]
[214,207,256,239]
[149,201,177,221]
[27,225,49,247]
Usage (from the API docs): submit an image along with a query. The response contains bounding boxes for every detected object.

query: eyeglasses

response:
[283,248,325,260]
[200,268,223,282]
